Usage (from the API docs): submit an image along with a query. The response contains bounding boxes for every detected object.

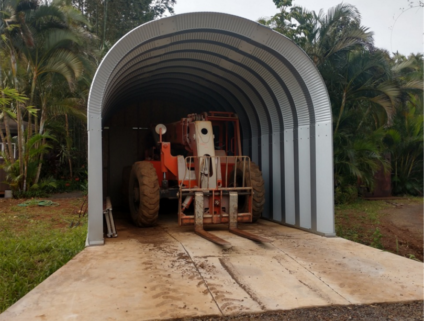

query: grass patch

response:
[335,199,389,247]
[336,197,424,262]
[0,199,87,313]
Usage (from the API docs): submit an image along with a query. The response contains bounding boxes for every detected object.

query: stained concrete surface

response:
[1,217,423,321]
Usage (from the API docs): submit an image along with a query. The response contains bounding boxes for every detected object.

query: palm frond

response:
[41,49,82,88]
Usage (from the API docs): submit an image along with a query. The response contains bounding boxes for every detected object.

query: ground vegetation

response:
[0,196,87,313]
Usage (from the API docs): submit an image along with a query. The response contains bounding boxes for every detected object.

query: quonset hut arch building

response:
[87,12,335,246]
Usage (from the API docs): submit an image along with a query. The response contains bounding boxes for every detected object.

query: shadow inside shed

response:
[103,102,216,209]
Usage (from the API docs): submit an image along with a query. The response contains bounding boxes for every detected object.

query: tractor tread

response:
[234,161,265,222]
[128,161,160,227]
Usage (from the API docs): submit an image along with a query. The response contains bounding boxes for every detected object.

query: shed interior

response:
[87,12,335,246]
[103,101,211,209]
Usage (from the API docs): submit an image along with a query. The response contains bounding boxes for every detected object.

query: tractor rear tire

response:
[232,161,265,222]
[129,161,160,227]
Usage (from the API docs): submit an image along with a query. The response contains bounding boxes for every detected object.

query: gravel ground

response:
[172,301,423,321]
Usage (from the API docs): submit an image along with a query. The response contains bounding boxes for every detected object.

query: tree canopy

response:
[261,1,423,200]
[0,0,175,194]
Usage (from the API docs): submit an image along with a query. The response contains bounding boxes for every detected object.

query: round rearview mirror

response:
[155,124,167,135]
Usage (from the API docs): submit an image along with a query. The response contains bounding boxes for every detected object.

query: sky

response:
[173,0,423,56]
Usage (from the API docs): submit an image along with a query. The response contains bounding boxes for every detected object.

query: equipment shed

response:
[87,12,335,246]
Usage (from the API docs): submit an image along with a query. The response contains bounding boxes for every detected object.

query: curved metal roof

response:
[87,12,335,245]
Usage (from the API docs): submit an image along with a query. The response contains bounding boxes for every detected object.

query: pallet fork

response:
[194,192,271,246]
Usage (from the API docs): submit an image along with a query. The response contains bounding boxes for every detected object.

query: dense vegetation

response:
[0,0,422,201]
[261,0,423,201]
[0,0,175,196]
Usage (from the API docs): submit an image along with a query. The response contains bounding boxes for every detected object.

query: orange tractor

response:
[128,111,269,245]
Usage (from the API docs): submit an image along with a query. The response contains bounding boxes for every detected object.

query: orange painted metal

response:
[149,113,256,232]
[160,142,178,177]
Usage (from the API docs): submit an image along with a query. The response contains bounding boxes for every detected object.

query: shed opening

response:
[87,12,335,246]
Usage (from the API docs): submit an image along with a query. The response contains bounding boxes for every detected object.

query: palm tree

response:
[264,2,423,200]
[260,3,374,66]
[386,104,423,195]
[0,0,95,192]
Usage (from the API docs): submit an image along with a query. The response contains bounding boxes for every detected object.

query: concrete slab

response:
[1,218,423,321]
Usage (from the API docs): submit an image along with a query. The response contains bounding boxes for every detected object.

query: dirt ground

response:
[335,198,423,262]
[0,194,87,230]
[379,201,423,261]
[173,301,423,321]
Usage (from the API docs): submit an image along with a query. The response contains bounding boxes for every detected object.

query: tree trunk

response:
[96,2,99,35]
[102,0,108,49]
[27,70,38,141]
[0,61,13,162]
[0,119,10,160]
[0,90,14,163]
[34,136,47,185]
[34,99,47,185]
[334,90,347,135]
[10,49,26,191]
[65,114,73,178]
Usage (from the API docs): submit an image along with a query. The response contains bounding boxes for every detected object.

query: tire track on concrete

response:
[218,258,266,311]
[270,242,352,304]
[133,239,213,318]
[162,227,225,316]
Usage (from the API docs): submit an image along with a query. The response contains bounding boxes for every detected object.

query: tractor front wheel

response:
[128,161,160,227]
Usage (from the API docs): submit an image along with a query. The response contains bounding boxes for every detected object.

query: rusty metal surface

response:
[178,157,254,227]
[194,228,231,247]
[180,213,252,226]
[194,192,231,246]
[191,191,271,245]
[228,192,271,243]
[228,228,272,243]
[180,156,251,190]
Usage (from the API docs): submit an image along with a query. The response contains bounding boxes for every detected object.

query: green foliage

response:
[335,199,389,249]
[0,0,96,194]
[0,132,54,191]
[0,87,29,107]
[371,227,383,249]
[0,221,87,312]
[71,0,176,45]
[335,185,358,204]
[1,0,170,194]
[386,106,423,195]
[265,2,423,202]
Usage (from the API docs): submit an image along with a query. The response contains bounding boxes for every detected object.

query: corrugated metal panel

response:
[265,30,332,124]
[107,73,254,138]
[106,66,260,138]
[102,38,276,134]
[103,35,290,132]
[108,58,271,135]
[87,12,335,246]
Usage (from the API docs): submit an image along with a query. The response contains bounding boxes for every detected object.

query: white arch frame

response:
[87,12,335,246]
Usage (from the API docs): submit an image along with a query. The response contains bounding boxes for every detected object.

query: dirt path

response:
[380,202,423,261]
[335,198,423,262]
